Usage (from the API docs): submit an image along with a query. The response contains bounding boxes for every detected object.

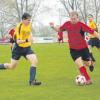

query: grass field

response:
[0,43,100,100]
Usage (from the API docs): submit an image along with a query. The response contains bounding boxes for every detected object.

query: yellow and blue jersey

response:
[88,21,97,38]
[14,22,32,47]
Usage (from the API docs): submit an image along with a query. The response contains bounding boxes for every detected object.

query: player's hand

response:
[26,37,33,42]
[49,22,54,28]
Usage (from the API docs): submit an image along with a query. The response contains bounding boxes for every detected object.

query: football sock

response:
[90,53,95,62]
[79,66,90,81]
[29,66,36,83]
[89,65,94,72]
[0,64,6,69]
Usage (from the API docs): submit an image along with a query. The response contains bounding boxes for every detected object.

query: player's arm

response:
[27,23,33,43]
[28,33,33,42]
[81,22,100,39]
[93,31,100,40]
[16,39,27,44]
[49,22,60,32]
[17,33,33,44]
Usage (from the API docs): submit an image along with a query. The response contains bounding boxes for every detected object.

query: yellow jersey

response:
[14,22,32,47]
[88,21,97,38]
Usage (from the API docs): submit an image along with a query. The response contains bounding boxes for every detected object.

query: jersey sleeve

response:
[81,22,94,34]
[60,22,67,31]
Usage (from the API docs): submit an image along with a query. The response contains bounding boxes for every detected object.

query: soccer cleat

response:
[89,65,94,72]
[29,80,41,86]
[85,80,92,85]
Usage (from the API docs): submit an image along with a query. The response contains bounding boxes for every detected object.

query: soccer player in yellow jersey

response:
[88,14,100,71]
[0,13,41,86]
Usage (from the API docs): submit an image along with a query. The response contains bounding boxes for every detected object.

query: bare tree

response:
[59,0,79,15]
[77,0,88,23]
[0,0,14,37]
[93,0,100,23]
[0,0,42,37]
[14,0,42,22]
[59,0,92,23]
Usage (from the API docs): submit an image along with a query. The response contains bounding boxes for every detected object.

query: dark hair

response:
[88,14,93,18]
[22,12,31,20]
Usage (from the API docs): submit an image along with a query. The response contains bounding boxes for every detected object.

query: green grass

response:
[0,43,100,100]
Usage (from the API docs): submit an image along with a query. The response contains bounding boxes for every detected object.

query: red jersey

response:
[9,28,15,38]
[60,21,94,49]
[58,32,63,39]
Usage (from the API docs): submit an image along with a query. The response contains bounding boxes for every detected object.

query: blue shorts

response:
[88,38,100,48]
[70,48,91,61]
[12,44,34,60]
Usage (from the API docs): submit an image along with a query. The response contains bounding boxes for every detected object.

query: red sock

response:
[79,66,90,81]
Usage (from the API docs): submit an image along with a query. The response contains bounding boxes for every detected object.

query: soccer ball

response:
[75,75,86,86]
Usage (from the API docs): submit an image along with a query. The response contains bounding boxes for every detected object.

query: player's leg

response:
[0,43,21,70]
[26,53,41,86]
[82,47,94,72]
[88,44,95,63]
[88,39,96,63]
[70,49,92,85]
[62,38,64,43]
[0,59,19,69]
[96,39,100,51]
[75,57,92,84]
[84,59,94,72]
[9,38,15,50]
[58,38,60,44]
[86,38,100,71]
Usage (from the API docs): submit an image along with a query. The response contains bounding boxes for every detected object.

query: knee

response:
[8,64,16,69]
[34,57,38,64]
[32,57,38,67]
[33,55,38,64]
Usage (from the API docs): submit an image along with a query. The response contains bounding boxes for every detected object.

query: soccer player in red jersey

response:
[8,28,15,50]
[57,31,64,44]
[50,11,100,85]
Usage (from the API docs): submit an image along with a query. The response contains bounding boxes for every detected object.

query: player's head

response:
[88,14,94,22]
[22,12,31,25]
[69,11,79,24]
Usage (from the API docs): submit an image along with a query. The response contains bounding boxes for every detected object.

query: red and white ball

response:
[75,75,86,85]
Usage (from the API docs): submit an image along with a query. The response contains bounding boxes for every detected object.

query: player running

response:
[50,11,100,85]
[87,14,100,66]
[0,13,41,86]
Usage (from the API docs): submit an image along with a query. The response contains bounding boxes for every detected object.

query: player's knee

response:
[32,58,38,67]
[35,57,38,64]
[8,64,16,69]
[33,55,38,64]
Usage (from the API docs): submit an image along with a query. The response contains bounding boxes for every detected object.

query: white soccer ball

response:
[75,75,86,86]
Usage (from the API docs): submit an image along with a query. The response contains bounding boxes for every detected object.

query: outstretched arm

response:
[49,22,60,32]
[93,31,100,40]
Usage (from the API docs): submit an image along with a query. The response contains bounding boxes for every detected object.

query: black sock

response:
[29,66,36,84]
[90,53,95,62]
[0,64,6,69]
[89,65,94,72]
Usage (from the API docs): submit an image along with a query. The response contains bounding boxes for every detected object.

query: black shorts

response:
[10,38,15,43]
[88,38,100,48]
[12,44,34,60]
[70,48,91,61]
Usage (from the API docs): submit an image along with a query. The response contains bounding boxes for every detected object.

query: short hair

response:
[88,14,93,18]
[22,12,31,20]
[70,11,78,17]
